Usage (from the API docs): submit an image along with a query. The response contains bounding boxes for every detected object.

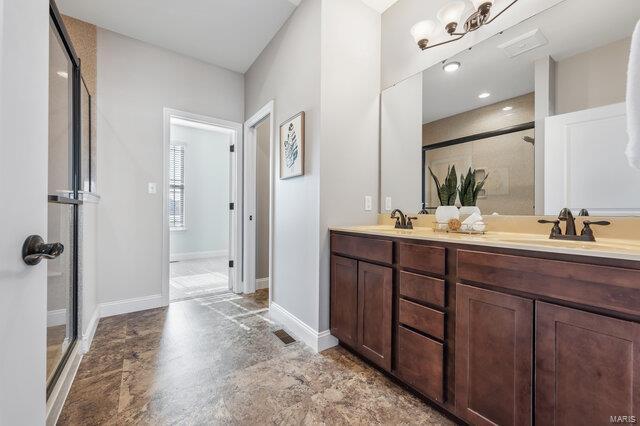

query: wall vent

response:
[498,28,548,58]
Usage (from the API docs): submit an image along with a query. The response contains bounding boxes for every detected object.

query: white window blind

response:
[169,144,185,229]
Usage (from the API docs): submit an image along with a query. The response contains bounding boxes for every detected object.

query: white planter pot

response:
[435,206,460,224]
[459,206,481,220]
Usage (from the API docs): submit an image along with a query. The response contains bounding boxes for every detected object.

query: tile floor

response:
[46,324,67,382]
[58,289,454,425]
[170,256,229,301]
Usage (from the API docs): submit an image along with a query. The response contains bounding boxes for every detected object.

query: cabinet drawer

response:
[458,250,640,317]
[399,271,445,307]
[399,299,445,340]
[397,326,444,402]
[397,243,445,275]
[331,234,393,265]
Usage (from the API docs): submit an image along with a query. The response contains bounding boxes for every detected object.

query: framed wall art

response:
[279,111,305,179]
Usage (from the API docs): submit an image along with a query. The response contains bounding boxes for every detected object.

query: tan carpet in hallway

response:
[58,289,454,425]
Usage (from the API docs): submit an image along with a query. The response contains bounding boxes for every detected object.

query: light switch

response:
[148,182,157,194]
[385,197,392,211]
[364,196,372,211]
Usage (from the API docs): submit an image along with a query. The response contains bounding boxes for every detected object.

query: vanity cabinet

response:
[330,234,393,371]
[357,261,392,371]
[330,230,640,425]
[535,302,640,425]
[455,284,533,426]
[330,255,358,347]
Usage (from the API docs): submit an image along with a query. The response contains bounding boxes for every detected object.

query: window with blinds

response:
[169,144,185,230]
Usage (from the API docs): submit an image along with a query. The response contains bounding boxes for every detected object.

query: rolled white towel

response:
[462,212,483,225]
[625,19,640,169]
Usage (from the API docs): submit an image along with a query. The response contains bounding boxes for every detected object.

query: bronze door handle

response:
[22,235,64,265]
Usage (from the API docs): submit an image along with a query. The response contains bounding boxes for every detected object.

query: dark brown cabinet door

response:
[357,261,393,371]
[536,302,640,425]
[455,284,533,426]
[396,325,444,402]
[330,255,358,347]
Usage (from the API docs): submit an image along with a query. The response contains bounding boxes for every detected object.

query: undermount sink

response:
[331,225,640,259]
[497,236,640,252]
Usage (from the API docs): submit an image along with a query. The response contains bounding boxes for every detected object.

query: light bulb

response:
[437,1,466,26]
[502,106,513,111]
[443,62,461,73]
[410,20,436,43]
[471,0,493,10]
[478,92,491,99]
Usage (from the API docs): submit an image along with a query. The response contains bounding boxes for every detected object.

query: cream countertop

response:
[330,224,640,263]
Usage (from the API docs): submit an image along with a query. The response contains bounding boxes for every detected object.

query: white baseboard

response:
[256,277,269,290]
[269,302,338,353]
[81,307,100,353]
[46,341,82,426]
[100,294,164,318]
[47,309,67,327]
[170,250,228,262]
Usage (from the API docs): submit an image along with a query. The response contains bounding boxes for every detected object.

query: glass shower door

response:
[47,8,81,394]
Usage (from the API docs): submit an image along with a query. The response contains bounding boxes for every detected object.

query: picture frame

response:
[279,111,305,179]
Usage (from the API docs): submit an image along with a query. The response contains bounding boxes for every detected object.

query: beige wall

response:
[555,37,630,115]
[256,118,270,280]
[62,15,98,192]
[423,93,534,146]
[423,93,535,215]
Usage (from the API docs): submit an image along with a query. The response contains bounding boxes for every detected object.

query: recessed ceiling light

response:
[56,71,68,79]
[443,61,461,73]
[478,92,491,99]
[502,106,513,111]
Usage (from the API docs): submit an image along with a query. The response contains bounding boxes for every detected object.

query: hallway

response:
[58,290,452,425]
[170,257,229,301]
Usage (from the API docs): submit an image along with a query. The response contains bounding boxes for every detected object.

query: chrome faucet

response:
[538,208,610,242]
[391,209,417,230]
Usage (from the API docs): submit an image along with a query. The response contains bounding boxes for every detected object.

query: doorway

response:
[244,101,275,303]
[162,109,242,303]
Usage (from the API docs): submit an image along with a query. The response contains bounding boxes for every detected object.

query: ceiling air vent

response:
[498,28,548,58]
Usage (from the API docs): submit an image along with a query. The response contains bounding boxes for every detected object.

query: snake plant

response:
[429,165,458,206]
[458,167,489,206]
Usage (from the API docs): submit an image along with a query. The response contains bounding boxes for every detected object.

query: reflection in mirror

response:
[381,0,640,217]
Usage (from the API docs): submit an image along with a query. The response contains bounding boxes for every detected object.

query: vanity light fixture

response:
[443,61,461,73]
[502,106,513,111]
[478,92,491,99]
[411,0,520,51]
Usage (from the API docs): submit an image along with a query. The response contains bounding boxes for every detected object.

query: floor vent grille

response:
[273,329,296,345]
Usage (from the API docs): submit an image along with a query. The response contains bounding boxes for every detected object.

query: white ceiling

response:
[421,0,640,123]
[57,0,299,73]
[362,0,399,13]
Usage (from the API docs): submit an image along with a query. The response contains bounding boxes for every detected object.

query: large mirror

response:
[381,0,640,216]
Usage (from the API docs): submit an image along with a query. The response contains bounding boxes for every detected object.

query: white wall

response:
[318,0,381,331]
[245,0,380,335]
[245,0,322,330]
[169,124,230,258]
[97,29,243,305]
[380,72,422,213]
[381,0,564,89]
[0,0,49,423]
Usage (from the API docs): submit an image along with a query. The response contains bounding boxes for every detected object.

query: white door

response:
[545,102,640,215]
[0,0,50,423]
